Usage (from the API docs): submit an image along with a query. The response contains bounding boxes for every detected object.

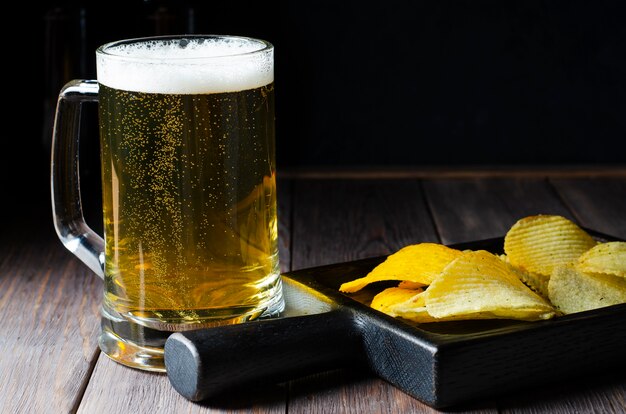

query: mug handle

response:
[51,79,104,279]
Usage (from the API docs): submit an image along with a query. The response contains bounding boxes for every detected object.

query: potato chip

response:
[504,215,596,276]
[498,254,549,298]
[386,291,439,323]
[340,214,624,323]
[577,242,626,278]
[339,243,462,293]
[424,250,555,321]
[397,281,424,290]
[370,287,422,315]
[388,291,478,323]
[549,265,626,314]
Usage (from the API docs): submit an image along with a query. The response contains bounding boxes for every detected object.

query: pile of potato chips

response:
[339,215,626,322]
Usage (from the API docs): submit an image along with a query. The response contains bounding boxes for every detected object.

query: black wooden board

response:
[165,230,626,408]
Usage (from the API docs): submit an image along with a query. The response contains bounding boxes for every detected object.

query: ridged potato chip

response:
[387,291,439,323]
[388,291,479,323]
[549,265,626,314]
[512,267,550,299]
[424,250,555,321]
[339,214,624,324]
[504,215,596,276]
[339,243,462,293]
[498,254,550,298]
[577,242,626,278]
[370,287,422,315]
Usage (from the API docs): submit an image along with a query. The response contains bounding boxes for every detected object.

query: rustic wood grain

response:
[288,179,495,414]
[498,373,626,414]
[289,370,464,414]
[551,178,626,239]
[77,356,286,414]
[288,369,495,414]
[281,165,626,180]
[422,177,574,244]
[290,179,439,269]
[0,235,101,413]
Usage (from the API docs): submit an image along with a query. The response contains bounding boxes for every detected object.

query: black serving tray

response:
[165,230,626,408]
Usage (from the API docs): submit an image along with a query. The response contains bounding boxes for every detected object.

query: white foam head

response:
[96,36,273,94]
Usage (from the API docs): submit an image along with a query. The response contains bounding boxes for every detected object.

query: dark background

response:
[3,0,626,236]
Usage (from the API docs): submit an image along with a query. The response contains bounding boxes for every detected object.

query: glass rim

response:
[96,34,273,62]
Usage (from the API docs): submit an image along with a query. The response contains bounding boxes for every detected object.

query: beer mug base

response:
[99,324,167,372]
[99,280,285,372]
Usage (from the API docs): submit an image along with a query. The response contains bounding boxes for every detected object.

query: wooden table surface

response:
[2,168,626,414]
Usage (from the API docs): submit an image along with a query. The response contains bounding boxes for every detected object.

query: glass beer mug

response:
[51,35,284,371]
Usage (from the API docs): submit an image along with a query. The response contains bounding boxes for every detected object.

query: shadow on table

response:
[495,368,626,411]
[196,367,496,412]
[194,380,288,410]
[195,369,367,410]
[194,365,626,412]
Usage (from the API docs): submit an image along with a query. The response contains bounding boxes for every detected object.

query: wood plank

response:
[0,237,101,413]
[290,179,439,269]
[281,165,626,180]
[499,372,626,414]
[77,356,286,414]
[422,177,626,413]
[551,177,626,238]
[422,177,574,244]
[288,179,495,414]
[289,370,492,414]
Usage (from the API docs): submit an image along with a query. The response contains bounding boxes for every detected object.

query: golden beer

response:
[99,83,281,329]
